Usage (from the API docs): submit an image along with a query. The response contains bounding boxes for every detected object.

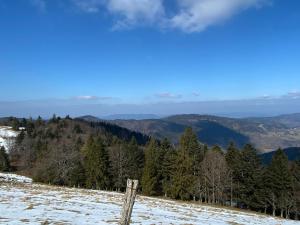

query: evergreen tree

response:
[160,138,176,197]
[49,114,59,123]
[81,136,111,189]
[36,116,44,126]
[171,128,195,200]
[26,118,35,137]
[81,136,95,188]
[141,138,160,195]
[265,149,293,217]
[16,130,25,145]
[124,137,144,180]
[253,168,269,213]
[69,159,85,187]
[225,142,241,206]
[239,144,261,209]
[291,160,300,219]
[20,118,27,128]
[94,137,111,189]
[0,146,10,171]
[10,117,20,130]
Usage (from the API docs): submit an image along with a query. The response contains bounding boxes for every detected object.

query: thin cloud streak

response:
[71,0,104,13]
[72,95,113,101]
[155,92,182,99]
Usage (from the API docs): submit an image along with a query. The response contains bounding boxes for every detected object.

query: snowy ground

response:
[0,173,298,225]
[0,173,32,183]
[0,126,19,152]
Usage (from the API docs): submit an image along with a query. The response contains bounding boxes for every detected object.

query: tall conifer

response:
[265,149,293,217]
[141,138,160,195]
[171,127,196,200]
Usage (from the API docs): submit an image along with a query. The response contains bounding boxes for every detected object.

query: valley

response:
[96,113,300,152]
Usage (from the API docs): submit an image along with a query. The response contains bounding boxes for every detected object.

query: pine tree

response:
[171,128,195,200]
[36,116,44,126]
[94,137,111,189]
[124,137,144,181]
[0,146,10,172]
[16,130,25,145]
[81,136,96,188]
[160,138,176,197]
[50,114,58,123]
[253,168,269,213]
[26,118,35,137]
[81,136,111,189]
[10,117,20,131]
[239,144,261,209]
[225,142,241,206]
[141,138,160,196]
[291,160,300,219]
[265,149,293,217]
[69,156,86,188]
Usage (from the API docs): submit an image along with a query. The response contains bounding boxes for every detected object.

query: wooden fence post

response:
[120,179,139,225]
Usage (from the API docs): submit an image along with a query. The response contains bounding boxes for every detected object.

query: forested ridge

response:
[0,116,299,220]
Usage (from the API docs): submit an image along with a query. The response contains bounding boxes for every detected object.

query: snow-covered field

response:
[0,172,32,183]
[0,126,19,152]
[0,173,298,225]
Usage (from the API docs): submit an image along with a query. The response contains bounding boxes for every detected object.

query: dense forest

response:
[0,116,299,220]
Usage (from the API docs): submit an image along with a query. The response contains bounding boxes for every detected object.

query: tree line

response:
[0,116,299,220]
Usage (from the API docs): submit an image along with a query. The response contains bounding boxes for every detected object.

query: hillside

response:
[0,117,150,180]
[0,117,150,147]
[0,173,298,225]
[102,113,300,152]
[260,147,300,164]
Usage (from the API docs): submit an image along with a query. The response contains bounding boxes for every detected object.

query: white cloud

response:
[29,0,270,32]
[72,0,164,28]
[169,0,269,32]
[156,92,182,99]
[107,0,164,29]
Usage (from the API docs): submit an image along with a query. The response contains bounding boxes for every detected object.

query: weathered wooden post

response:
[120,179,139,225]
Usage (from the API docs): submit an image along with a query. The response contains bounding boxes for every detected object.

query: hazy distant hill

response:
[260,147,300,164]
[78,115,103,122]
[101,114,162,120]
[100,113,300,152]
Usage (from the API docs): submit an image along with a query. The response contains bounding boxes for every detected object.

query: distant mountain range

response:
[99,114,162,120]
[79,113,300,152]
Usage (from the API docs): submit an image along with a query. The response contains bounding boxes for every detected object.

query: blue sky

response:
[0,0,300,117]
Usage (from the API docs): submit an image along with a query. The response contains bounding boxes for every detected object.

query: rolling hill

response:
[90,113,300,152]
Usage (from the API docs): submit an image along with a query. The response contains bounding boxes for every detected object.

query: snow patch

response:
[0,175,298,225]
[0,126,19,152]
[0,172,32,183]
